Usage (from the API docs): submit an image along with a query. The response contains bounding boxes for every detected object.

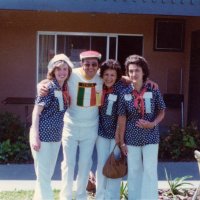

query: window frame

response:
[36,31,143,83]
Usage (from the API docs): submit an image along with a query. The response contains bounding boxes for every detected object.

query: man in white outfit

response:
[60,50,103,200]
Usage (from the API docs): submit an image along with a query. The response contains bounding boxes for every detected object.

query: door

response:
[188,30,200,127]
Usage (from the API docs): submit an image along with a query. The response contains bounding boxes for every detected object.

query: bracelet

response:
[121,143,126,147]
[154,120,157,127]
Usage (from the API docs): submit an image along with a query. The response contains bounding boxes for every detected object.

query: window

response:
[37,32,143,82]
[154,18,185,52]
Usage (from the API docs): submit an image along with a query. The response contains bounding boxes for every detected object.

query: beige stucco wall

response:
[0,10,199,129]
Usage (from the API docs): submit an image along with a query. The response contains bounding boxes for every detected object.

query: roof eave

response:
[0,0,199,17]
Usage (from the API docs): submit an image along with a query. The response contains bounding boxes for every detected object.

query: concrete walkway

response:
[0,149,200,191]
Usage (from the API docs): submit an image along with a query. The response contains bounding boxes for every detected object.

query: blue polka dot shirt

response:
[98,81,128,139]
[118,85,166,146]
[35,79,68,142]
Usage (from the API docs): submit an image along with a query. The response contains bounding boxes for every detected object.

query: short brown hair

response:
[100,59,122,83]
[125,55,149,82]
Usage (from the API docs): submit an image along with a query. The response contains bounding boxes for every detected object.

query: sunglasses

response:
[83,62,98,68]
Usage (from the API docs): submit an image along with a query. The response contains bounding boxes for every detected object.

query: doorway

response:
[188,30,200,127]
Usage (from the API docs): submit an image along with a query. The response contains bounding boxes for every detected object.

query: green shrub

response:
[159,122,200,161]
[0,138,32,163]
[0,112,25,142]
[0,112,32,163]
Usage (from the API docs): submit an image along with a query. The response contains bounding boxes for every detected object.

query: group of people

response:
[29,50,166,200]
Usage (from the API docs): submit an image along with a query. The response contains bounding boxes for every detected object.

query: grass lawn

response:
[0,190,95,200]
[0,190,34,200]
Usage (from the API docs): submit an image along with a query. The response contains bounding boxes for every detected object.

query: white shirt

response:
[64,68,103,127]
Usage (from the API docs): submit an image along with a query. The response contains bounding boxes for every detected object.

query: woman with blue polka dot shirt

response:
[118,55,166,200]
[95,59,129,200]
[30,54,73,200]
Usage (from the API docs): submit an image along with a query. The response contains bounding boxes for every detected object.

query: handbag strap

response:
[112,143,127,158]
[111,143,127,162]
[112,143,118,153]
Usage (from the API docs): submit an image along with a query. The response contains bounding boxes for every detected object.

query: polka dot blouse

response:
[35,79,68,142]
[98,81,129,139]
[118,85,166,146]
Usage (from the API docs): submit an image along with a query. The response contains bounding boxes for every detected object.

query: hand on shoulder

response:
[37,79,50,96]
[145,79,159,90]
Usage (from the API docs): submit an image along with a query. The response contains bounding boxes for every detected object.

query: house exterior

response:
[0,0,200,129]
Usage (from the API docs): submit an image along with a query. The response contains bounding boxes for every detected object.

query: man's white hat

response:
[80,50,102,61]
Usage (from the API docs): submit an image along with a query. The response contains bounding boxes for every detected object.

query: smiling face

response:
[103,69,117,88]
[54,63,69,86]
[128,64,144,85]
[82,58,99,79]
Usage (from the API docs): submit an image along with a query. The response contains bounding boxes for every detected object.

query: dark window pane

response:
[118,36,143,73]
[154,19,185,51]
[91,36,107,62]
[57,35,90,67]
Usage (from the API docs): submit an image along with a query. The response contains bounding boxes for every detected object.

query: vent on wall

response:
[154,18,185,52]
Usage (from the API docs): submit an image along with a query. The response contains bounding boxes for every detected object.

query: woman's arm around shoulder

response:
[37,79,51,96]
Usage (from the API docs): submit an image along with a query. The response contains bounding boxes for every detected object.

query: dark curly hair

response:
[100,59,122,83]
[125,55,149,82]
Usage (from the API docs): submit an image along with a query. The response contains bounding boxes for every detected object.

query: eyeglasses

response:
[83,62,98,68]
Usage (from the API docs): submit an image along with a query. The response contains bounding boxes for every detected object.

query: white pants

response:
[96,136,121,200]
[127,144,158,200]
[31,141,61,200]
[60,123,98,200]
